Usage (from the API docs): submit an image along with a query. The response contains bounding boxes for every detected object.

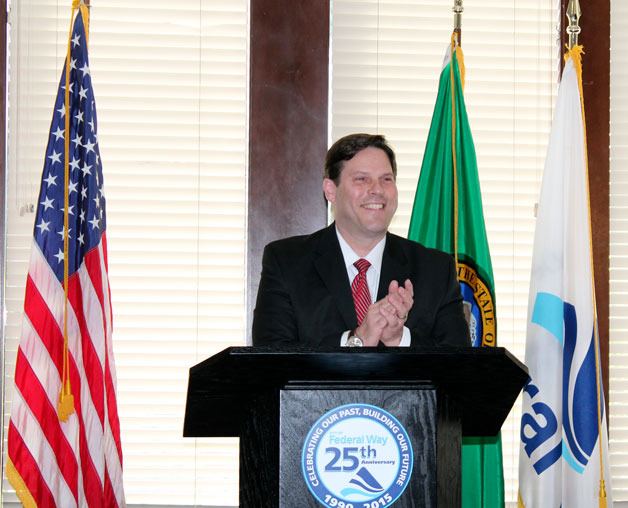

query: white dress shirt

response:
[336,228,411,347]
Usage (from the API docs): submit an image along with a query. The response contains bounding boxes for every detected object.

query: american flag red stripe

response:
[8,423,58,507]
[13,349,80,494]
[68,272,106,421]
[25,248,108,505]
[10,242,124,506]
[6,6,125,507]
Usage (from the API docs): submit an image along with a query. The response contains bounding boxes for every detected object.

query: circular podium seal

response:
[301,403,413,508]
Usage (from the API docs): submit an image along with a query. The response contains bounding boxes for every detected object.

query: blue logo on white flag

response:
[521,292,603,475]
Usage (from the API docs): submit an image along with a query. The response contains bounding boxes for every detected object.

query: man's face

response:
[323,146,398,244]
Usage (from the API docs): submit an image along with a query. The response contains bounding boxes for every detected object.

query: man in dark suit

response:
[252,133,469,348]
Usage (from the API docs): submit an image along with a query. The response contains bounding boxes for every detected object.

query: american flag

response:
[6,6,125,507]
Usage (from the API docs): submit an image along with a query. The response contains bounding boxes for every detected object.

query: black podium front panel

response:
[274,385,459,508]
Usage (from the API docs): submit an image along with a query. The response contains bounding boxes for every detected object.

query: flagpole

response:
[453,0,463,45]
[566,0,581,49]
[566,2,608,505]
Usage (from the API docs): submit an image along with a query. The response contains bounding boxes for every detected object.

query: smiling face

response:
[323,146,398,253]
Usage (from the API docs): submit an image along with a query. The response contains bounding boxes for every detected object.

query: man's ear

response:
[322,178,337,204]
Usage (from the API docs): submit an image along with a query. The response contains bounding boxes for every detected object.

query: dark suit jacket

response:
[252,224,470,348]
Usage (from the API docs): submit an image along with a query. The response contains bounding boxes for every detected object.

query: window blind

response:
[610,0,628,502]
[330,1,558,503]
[2,0,248,505]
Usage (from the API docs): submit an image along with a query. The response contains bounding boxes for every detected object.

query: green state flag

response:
[407,40,504,507]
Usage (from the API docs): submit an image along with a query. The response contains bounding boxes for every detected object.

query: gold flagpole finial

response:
[566,0,582,49]
[453,0,463,44]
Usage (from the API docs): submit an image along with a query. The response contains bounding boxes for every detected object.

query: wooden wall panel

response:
[247,0,330,336]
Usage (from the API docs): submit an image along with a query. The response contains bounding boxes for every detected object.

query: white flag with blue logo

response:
[518,47,612,508]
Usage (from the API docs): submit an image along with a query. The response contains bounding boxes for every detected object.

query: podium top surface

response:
[184,346,528,437]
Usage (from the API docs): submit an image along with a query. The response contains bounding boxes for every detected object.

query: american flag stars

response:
[32,15,105,281]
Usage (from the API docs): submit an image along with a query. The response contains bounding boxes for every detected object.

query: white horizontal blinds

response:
[3,0,247,505]
[610,0,628,502]
[330,0,557,504]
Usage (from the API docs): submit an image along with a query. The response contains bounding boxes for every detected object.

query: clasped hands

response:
[354,279,414,347]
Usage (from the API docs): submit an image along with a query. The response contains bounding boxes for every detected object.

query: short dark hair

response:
[324,133,397,184]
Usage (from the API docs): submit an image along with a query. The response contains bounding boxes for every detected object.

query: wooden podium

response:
[183,347,527,508]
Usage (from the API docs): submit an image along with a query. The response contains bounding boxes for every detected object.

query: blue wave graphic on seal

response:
[340,467,385,496]
[339,487,372,498]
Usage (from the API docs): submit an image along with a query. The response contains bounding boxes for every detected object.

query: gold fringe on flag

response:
[5,458,38,508]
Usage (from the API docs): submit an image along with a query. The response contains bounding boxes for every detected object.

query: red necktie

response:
[352,258,372,325]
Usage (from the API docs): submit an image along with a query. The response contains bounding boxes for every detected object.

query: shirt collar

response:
[335,226,386,273]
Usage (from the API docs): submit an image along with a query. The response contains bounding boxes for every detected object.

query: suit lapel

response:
[378,233,412,300]
[313,224,357,329]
